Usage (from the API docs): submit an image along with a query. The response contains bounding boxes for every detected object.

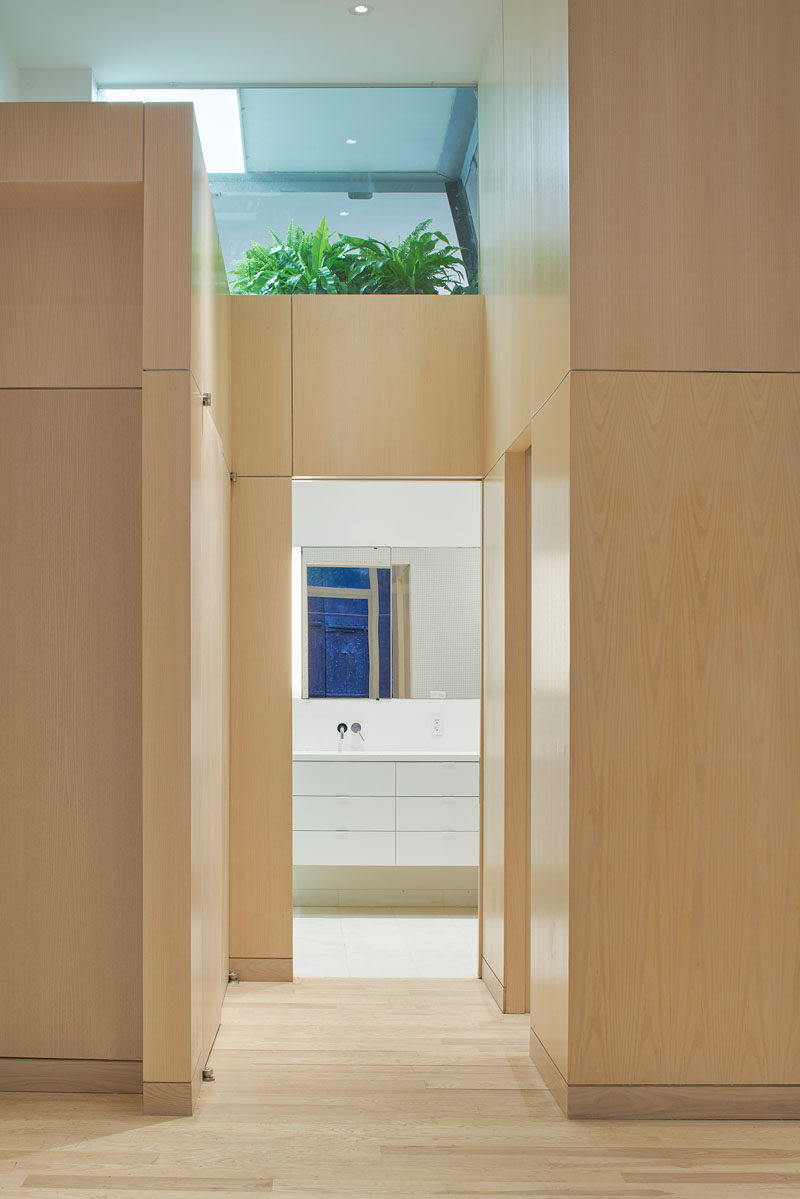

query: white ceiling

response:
[0,0,499,86]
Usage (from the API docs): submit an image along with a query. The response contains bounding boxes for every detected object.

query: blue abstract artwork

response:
[307,566,391,698]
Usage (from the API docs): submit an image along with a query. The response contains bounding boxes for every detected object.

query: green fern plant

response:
[229,218,355,295]
[340,221,470,294]
[229,218,473,295]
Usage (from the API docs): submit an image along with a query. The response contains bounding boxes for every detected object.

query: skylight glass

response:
[101,88,245,173]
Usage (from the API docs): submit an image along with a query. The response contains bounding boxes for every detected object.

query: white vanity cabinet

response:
[395,760,479,867]
[292,756,479,866]
[293,761,395,866]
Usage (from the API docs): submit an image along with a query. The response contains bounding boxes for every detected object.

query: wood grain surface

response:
[502,450,531,1013]
[530,377,571,1078]
[480,0,570,471]
[570,371,800,1085]
[230,478,293,962]
[142,371,193,1086]
[229,959,293,983]
[191,408,231,1085]
[0,202,143,388]
[0,1059,142,1095]
[142,104,194,370]
[4,980,800,1192]
[293,296,484,478]
[480,457,505,992]
[0,102,143,183]
[569,0,800,371]
[190,127,232,463]
[230,296,292,477]
[481,453,531,1013]
[0,390,142,1062]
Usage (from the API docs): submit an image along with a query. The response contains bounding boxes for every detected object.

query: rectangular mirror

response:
[300,545,480,700]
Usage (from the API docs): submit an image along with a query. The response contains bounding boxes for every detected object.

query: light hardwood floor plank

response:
[1,980,799,1197]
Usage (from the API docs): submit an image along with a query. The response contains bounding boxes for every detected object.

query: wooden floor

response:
[2,979,799,1197]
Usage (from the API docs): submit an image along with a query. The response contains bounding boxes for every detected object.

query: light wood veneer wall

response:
[141,105,231,1116]
[477,0,569,1022]
[480,0,800,1118]
[0,103,232,1115]
[0,105,145,1095]
[481,450,531,1013]
[226,293,486,977]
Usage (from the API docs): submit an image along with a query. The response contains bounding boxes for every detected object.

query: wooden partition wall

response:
[0,105,145,1094]
[141,105,231,1116]
[0,103,231,1116]
[227,294,485,978]
[481,0,800,1118]
[480,449,530,1012]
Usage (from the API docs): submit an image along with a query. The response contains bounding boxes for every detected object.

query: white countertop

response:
[293,750,479,762]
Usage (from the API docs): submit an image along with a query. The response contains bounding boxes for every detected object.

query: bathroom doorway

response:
[290,480,482,977]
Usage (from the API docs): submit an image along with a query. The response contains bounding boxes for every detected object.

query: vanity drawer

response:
[396,796,478,832]
[395,831,478,867]
[293,831,395,866]
[293,760,395,797]
[293,795,394,832]
[395,761,479,797]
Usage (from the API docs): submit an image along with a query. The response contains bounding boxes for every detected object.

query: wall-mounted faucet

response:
[337,722,348,742]
[351,722,365,743]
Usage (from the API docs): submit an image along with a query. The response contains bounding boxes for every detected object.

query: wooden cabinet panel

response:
[569,0,800,371]
[0,103,143,183]
[481,449,531,1012]
[480,0,570,471]
[230,296,292,477]
[230,477,293,961]
[293,295,484,478]
[570,371,800,1085]
[143,104,193,371]
[0,202,143,388]
[481,457,506,985]
[190,137,232,464]
[142,371,193,1083]
[0,390,142,1061]
[530,377,570,1077]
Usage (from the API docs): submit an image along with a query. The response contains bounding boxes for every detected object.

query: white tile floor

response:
[293,907,479,978]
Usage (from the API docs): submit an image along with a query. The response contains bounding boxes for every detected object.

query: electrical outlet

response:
[431,715,443,737]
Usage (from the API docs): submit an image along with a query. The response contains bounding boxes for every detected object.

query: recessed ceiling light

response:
[345,138,357,145]
[349,4,372,13]
[339,210,350,216]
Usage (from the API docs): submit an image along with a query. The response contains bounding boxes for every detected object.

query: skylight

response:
[101,88,245,174]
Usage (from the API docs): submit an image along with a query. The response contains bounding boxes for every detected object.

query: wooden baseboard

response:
[480,957,506,1012]
[143,1080,193,1117]
[529,1030,800,1120]
[569,1083,800,1120]
[529,1029,568,1115]
[143,1050,205,1118]
[229,957,293,982]
[0,1058,142,1094]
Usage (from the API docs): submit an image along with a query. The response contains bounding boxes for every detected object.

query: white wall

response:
[17,68,96,101]
[0,36,18,101]
[294,697,479,753]
[292,481,481,752]
[292,480,481,548]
